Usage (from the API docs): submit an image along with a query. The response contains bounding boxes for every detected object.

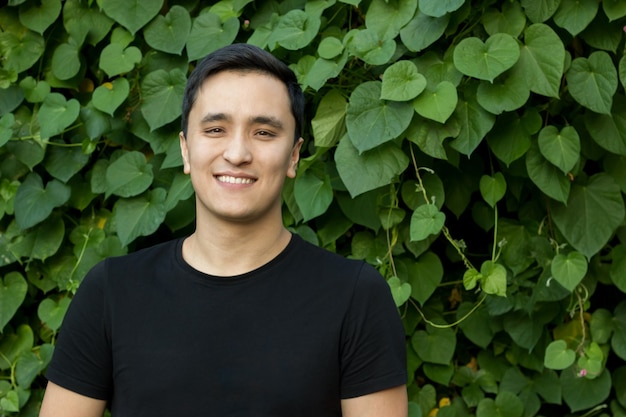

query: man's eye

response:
[205,128,223,134]
[257,130,275,137]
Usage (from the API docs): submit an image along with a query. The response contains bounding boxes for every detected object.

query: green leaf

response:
[412,81,457,123]
[450,92,495,155]
[14,173,71,230]
[553,0,599,36]
[410,204,445,242]
[406,252,443,305]
[317,36,343,60]
[381,61,426,101]
[400,10,450,52]
[99,43,142,77]
[101,0,163,35]
[453,33,520,82]
[463,268,481,291]
[419,0,464,17]
[486,112,533,166]
[346,81,414,153]
[561,364,611,412]
[388,276,411,307]
[15,343,53,387]
[19,0,61,35]
[521,0,560,23]
[590,308,613,344]
[611,244,626,294]
[604,0,626,20]
[105,151,154,198]
[482,2,526,37]
[457,303,494,348]
[9,214,65,261]
[476,391,524,417]
[544,339,576,370]
[92,78,130,116]
[412,325,456,365]
[37,297,71,332]
[365,0,417,40]
[143,5,191,55]
[140,69,186,131]
[0,390,19,412]
[479,173,506,208]
[43,143,90,182]
[63,0,114,46]
[0,113,14,147]
[0,29,45,73]
[481,261,507,297]
[186,13,239,61]
[347,28,396,66]
[37,93,80,138]
[526,144,571,203]
[311,89,347,148]
[294,169,333,222]
[335,136,409,198]
[552,174,625,259]
[164,172,193,212]
[476,69,530,114]
[0,324,34,369]
[114,189,167,247]
[19,76,50,103]
[6,139,45,170]
[584,94,626,155]
[51,42,81,80]
[614,302,626,361]
[515,23,565,98]
[538,125,580,174]
[405,115,460,159]
[269,10,319,51]
[551,251,588,292]
[0,272,27,332]
[566,51,618,114]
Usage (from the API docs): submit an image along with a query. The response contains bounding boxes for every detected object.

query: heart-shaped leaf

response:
[400,10,450,53]
[538,125,581,174]
[419,0,464,17]
[63,0,114,46]
[525,144,571,204]
[476,391,524,417]
[388,276,412,307]
[0,114,14,147]
[566,51,617,115]
[37,93,80,138]
[365,0,417,40]
[481,261,507,296]
[346,81,414,153]
[269,10,320,51]
[335,136,409,198]
[453,33,520,82]
[0,325,34,369]
[450,94,496,156]
[407,252,444,305]
[482,2,526,37]
[140,69,186,131]
[101,0,163,35]
[143,5,191,55]
[411,326,456,364]
[19,76,50,103]
[413,81,458,123]
[16,343,53,387]
[381,60,426,101]
[479,172,507,208]
[51,42,81,80]
[186,13,239,61]
[114,189,167,246]
[561,362,611,412]
[19,0,61,35]
[544,339,576,370]
[463,268,482,291]
[551,251,588,291]
[410,204,446,242]
[93,78,130,116]
[294,169,333,222]
[99,43,142,77]
[37,297,71,331]
[14,173,71,230]
[0,30,45,73]
[311,89,347,148]
[347,28,396,66]
[553,0,599,36]
[105,151,154,198]
[0,272,28,333]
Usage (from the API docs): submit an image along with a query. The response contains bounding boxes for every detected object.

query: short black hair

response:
[181,43,304,142]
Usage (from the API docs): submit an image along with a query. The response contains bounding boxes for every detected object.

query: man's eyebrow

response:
[251,116,284,130]
[200,113,230,124]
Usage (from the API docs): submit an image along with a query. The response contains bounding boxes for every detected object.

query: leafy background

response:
[2,0,626,416]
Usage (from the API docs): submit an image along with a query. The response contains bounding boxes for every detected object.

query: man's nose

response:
[222,133,252,165]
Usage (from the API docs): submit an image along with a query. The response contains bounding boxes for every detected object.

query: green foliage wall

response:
[2,0,626,415]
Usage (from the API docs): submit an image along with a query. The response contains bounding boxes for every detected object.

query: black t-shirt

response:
[46,234,407,416]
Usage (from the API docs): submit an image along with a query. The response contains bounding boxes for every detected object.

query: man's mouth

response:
[216,175,255,184]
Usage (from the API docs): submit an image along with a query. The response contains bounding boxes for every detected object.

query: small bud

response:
[578,368,587,377]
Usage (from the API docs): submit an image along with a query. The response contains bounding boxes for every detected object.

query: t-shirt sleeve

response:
[339,262,407,399]
[45,260,113,400]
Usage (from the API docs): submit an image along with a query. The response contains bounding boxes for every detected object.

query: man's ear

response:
[287,137,304,179]
[179,131,190,174]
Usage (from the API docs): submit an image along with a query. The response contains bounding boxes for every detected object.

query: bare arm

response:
[341,385,408,417]
[39,382,107,417]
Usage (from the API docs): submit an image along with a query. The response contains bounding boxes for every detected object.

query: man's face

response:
[180,70,303,225]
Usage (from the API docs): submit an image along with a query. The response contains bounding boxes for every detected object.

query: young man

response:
[40,43,407,417]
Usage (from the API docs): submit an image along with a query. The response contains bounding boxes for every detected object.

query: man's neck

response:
[182,220,292,277]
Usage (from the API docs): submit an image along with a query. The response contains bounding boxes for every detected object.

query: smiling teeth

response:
[217,175,255,184]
